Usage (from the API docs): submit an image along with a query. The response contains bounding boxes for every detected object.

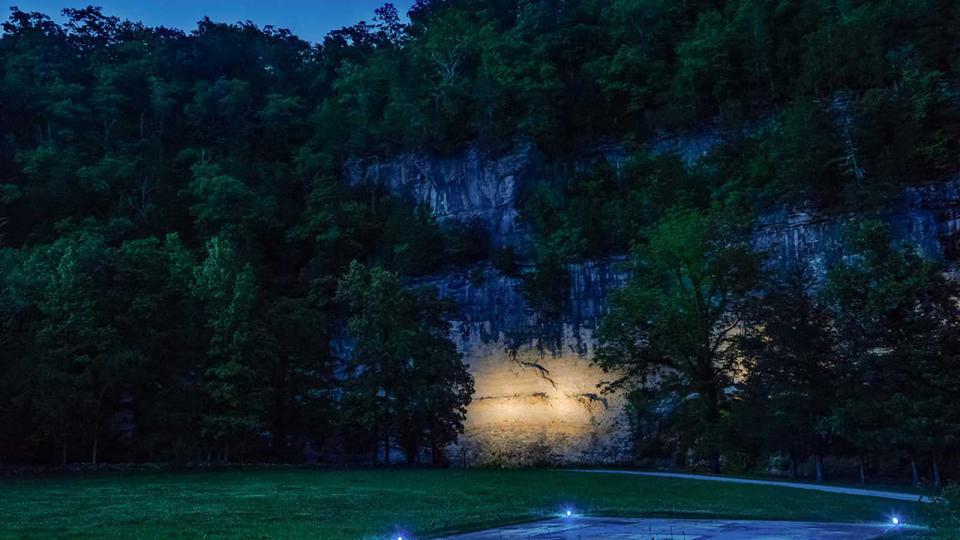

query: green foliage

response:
[114,233,206,459]
[2,0,960,471]
[519,151,705,312]
[186,160,277,238]
[3,232,131,463]
[335,261,474,463]
[443,218,492,267]
[190,236,264,457]
[928,484,960,538]
[822,220,960,486]
[744,100,846,206]
[523,152,709,255]
[735,268,838,477]
[596,207,761,470]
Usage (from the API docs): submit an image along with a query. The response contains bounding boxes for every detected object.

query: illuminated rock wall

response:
[413,260,632,466]
[346,144,636,465]
[346,138,960,466]
[453,325,629,466]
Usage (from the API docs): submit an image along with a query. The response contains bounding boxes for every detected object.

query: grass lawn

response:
[579,466,936,495]
[0,468,927,539]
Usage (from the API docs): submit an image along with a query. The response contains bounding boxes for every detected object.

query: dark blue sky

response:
[3,1,415,43]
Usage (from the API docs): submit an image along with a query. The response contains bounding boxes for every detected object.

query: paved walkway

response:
[443,517,904,539]
[567,469,932,503]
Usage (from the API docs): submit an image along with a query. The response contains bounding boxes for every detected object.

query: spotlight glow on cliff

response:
[456,344,630,465]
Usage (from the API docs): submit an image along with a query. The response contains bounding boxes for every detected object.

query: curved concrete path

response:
[443,517,908,539]
[567,469,933,503]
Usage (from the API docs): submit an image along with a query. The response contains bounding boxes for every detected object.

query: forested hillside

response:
[1,0,960,480]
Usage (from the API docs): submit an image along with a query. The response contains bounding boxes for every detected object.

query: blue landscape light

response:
[891,517,900,526]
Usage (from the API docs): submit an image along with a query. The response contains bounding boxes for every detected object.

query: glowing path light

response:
[891,517,900,526]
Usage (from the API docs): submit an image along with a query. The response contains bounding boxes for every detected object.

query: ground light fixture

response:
[891,517,900,526]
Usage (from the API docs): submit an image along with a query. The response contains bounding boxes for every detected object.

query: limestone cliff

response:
[755,180,960,277]
[346,145,635,465]
[346,141,960,466]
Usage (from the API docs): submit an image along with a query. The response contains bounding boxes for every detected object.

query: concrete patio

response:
[442,516,906,539]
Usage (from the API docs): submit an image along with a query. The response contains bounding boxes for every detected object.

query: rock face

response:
[344,144,544,253]
[347,145,636,465]
[410,259,631,466]
[347,141,960,466]
[754,179,960,278]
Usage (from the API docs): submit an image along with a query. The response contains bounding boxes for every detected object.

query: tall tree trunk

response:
[815,454,825,482]
[270,360,290,462]
[383,429,391,465]
[404,433,417,465]
[703,382,721,473]
[431,437,441,468]
[91,385,108,465]
[910,455,920,488]
[858,456,866,485]
[430,424,446,468]
[789,454,798,480]
[932,454,941,489]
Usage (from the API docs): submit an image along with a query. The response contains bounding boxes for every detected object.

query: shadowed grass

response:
[0,468,925,539]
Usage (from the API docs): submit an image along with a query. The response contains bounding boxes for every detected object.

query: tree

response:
[675,10,739,119]
[335,261,473,464]
[595,207,761,471]
[185,158,277,239]
[745,100,846,206]
[736,267,838,481]
[5,232,132,464]
[260,295,336,461]
[191,235,265,461]
[2,0,960,475]
[824,221,960,488]
[115,234,204,460]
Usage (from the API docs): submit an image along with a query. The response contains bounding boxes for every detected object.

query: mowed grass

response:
[0,468,924,539]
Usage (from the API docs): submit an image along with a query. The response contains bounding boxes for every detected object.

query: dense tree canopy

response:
[0,4,485,464]
[822,222,960,487]
[1,0,959,480]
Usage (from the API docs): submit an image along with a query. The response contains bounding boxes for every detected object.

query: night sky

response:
[3,0,416,43]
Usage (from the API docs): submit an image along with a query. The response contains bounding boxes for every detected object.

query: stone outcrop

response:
[344,144,543,254]
[347,145,636,464]
[410,259,631,466]
[347,137,960,466]
[754,178,960,278]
